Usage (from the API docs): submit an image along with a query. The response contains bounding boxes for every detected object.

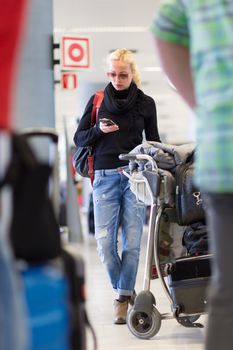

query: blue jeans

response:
[93,168,146,297]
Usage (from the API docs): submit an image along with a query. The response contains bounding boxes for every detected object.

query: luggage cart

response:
[119,152,212,340]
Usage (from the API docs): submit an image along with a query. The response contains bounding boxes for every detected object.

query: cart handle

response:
[119,153,158,171]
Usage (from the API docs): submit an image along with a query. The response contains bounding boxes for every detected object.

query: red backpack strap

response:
[88,90,104,185]
[90,90,104,127]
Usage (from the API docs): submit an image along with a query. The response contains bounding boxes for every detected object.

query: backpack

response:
[73,91,104,184]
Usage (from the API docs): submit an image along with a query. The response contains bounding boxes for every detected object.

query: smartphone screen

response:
[100,118,117,126]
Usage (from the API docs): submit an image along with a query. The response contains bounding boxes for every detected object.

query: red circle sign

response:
[68,43,84,62]
[61,36,90,69]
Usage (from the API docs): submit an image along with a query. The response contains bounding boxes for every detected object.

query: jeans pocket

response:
[93,176,102,189]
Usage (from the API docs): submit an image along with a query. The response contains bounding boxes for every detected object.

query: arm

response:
[144,97,161,142]
[151,1,195,109]
[73,95,103,147]
[155,38,195,109]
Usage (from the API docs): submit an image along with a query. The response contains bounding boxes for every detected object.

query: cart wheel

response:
[127,306,161,339]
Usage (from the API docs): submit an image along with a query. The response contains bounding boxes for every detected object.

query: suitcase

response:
[167,255,211,315]
[20,250,88,350]
[21,263,70,350]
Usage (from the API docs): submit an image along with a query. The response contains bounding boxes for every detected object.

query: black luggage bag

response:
[167,255,211,315]
[175,161,206,226]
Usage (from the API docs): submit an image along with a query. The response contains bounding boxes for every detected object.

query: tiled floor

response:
[66,227,207,350]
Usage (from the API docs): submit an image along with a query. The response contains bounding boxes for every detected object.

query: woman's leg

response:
[119,177,146,296]
[93,172,122,291]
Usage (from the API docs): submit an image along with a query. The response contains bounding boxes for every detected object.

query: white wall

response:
[53,0,197,182]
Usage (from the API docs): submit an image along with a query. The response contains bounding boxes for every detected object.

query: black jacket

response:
[73,83,161,170]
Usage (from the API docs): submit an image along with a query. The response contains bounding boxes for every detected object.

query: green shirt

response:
[151,0,233,193]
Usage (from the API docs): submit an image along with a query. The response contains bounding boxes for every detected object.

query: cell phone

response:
[100,118,117,126]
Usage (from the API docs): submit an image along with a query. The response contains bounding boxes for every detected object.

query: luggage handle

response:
[21,127,58,143]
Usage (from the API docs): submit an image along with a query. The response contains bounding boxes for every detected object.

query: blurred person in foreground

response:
[0,0,30,349]
[73,48,161,324]
[151,1,233,349]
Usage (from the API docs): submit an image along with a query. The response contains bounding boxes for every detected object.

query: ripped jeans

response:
[93,168,146,297]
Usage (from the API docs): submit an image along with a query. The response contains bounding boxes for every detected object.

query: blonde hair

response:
[107,48,141,87]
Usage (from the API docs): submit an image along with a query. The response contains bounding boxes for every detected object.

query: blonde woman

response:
[73,48,161,324]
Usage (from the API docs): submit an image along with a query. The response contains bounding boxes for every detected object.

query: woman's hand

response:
[99,122,119,133]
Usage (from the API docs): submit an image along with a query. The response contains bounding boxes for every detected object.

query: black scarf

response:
[104,82,139,115]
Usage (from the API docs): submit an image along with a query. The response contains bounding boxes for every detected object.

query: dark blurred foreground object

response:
[0,133,96,350]
[2,133,61,262]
